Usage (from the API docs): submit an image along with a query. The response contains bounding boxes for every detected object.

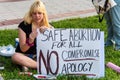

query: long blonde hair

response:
[24,0,49,27]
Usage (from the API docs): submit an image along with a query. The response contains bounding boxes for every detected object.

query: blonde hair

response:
[24,0,49,27]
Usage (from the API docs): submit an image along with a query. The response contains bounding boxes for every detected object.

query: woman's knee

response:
[11,53,22,61]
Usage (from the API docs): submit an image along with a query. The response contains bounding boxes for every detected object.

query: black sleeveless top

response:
[15,21,36,54]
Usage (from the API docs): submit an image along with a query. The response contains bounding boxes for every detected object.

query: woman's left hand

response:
[39,26,48,33]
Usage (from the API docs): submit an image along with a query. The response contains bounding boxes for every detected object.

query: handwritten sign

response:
[37,28,104,78]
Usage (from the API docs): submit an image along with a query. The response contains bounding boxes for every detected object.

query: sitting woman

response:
[11,0,52,71]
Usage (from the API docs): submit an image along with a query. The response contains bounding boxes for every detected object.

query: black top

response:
[15,21,36,54]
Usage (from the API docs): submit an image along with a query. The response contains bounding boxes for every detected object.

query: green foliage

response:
[0,29,18,46]
[0,16,120,80]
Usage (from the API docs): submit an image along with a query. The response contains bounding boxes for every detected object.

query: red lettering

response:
[39,50,59,75]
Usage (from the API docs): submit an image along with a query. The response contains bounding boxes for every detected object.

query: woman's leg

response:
[11,53,37,69]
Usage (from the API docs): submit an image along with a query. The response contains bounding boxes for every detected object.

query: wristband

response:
[26,38,34,47]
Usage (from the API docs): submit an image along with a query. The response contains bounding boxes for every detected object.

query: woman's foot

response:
[17,65,29,72]
[22,66,29,72]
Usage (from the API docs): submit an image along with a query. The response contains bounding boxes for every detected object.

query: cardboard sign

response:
[37,28,104,78]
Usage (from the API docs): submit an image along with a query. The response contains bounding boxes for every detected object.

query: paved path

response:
[0,0,97,30]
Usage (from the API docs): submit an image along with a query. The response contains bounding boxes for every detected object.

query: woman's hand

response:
[39,26,48,33]
[29,31,38,43]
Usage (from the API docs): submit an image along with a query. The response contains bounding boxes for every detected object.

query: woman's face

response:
[32,11,43,24]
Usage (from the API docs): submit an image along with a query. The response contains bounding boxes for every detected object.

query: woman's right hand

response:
[29,31,38,43]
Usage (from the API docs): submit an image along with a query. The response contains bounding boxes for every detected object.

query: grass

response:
[0,16,120,80]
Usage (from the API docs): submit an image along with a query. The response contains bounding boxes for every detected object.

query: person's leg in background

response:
[110,4,120,50]
[104,10,114,46]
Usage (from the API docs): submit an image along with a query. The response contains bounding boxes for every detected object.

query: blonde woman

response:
[12,0,52,71]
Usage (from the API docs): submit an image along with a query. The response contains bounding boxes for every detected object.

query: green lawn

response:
[0,16,120,80]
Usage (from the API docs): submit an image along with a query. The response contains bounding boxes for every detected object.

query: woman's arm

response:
[18,28,30,52]
[18,27,38,52]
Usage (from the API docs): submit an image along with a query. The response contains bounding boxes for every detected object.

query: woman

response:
[12,0,52,71]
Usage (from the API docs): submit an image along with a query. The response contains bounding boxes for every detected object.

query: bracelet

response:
[26,38,34,47]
